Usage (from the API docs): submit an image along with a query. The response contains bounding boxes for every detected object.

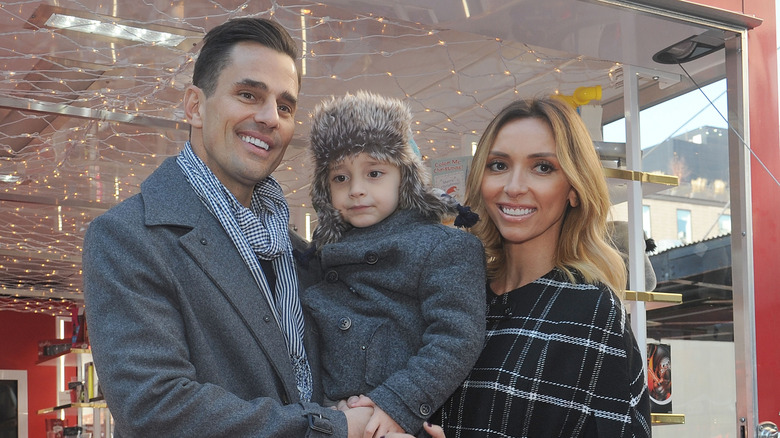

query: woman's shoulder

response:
[544,269,624,314]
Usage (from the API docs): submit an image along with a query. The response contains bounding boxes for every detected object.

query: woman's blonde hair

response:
[464,97,626,297]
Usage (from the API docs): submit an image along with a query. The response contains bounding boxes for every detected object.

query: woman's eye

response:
[487,161,507,171]
[535,163,554,173]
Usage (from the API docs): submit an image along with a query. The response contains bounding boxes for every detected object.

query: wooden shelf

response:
[36,348,91,366]
[603,167,679,204]
[38,401,107,415]
[651,413,685,425]
[625,291,682,303]
[625,290,682,311]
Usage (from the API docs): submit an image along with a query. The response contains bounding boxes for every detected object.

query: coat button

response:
[419,403,432,416]
[200,238,208,245]
[338,317,352,330]
[325,270,338,283]
[263,315,271,323]
[364,251,379,264]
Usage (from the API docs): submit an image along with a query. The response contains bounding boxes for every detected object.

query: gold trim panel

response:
[651,413,686,425]
[603,168,679,186]
[625,291,683,304]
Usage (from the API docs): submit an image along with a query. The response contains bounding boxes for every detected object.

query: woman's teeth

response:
[500,206,535,216]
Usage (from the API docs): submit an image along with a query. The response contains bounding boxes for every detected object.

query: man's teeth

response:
[500,206,535,216]
[240,135,269,150]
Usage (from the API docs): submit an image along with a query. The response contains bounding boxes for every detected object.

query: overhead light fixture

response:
[26,5,200,49]
[45,13,186,47]
[652,30,725,64]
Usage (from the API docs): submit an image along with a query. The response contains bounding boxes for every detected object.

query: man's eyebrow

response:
[235,78,297,108]
[235,78,267,90]
[281,90,298,109]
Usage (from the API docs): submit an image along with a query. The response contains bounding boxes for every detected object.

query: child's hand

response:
[347,395,405,438]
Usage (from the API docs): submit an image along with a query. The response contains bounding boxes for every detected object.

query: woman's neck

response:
[492,240,556,295]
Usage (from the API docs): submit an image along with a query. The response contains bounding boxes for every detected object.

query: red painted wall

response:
[0,310,77,437]
[694,0,780,428]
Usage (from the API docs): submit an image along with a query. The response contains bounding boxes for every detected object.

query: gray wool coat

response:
[83,157,345,437]
[300,209,486,435]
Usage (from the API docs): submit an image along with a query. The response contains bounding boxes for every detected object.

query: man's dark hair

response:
[192,17,300,96]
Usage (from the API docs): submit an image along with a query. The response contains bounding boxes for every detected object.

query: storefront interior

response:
[0,0,765,436]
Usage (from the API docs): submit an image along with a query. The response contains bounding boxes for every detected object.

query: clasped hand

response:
[337,395,445,438]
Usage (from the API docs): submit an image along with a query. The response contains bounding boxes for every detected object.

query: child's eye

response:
[367,170,384,178]
[486,161,508,172]
[331,174,348,183]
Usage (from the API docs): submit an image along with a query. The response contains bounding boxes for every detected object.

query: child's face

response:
[328,152,401,228]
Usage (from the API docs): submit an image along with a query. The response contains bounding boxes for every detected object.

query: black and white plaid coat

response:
[439,269,651,438]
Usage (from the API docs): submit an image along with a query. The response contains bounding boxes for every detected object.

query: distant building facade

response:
[609,126,731,253]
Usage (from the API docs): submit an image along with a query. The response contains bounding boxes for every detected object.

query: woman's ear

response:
[184,85,204,128]
[568,188,579,208]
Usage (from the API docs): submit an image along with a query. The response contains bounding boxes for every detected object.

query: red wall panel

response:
[0,310,77,437]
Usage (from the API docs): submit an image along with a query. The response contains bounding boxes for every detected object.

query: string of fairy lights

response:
[0,0,626,311]
[0,295,76,317]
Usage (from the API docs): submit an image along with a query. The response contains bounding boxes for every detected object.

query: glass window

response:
[677,209,692,244]
[718,214,732,235]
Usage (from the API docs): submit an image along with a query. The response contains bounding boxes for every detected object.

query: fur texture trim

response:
[309,90,455,247]
[607,220,657,291]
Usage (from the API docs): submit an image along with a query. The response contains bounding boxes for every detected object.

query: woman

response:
[437,97,651,437]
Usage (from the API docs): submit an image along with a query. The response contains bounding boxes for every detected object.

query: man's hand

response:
[345,395,404,438]
[340,401,374,438]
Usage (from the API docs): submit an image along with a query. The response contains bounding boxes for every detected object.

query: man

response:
[83,18,371,437]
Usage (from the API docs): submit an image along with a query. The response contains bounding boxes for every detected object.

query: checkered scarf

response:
[177,142,312,402]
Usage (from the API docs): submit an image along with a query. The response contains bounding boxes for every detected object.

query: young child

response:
[301,91,486,437]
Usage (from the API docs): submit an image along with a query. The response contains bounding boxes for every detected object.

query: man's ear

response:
[184,85,204,128]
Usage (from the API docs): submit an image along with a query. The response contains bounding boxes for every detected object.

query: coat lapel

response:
[143,157,299,401]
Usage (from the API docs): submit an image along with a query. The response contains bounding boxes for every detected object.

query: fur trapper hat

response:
[309,90,468,248]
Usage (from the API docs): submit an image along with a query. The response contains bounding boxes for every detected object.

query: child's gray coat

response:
[300,209,486,435]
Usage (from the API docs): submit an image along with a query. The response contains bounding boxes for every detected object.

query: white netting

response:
[0,0,626,301]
